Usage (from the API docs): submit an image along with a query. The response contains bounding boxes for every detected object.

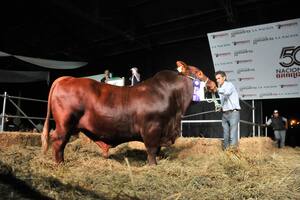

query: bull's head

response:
[176,61,217,93]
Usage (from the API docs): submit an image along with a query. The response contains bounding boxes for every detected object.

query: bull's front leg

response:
[143,127,162,165]
[145,146,160,165]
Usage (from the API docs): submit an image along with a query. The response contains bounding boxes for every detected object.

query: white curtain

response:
[0,51,87,69]
[0,51,11,57]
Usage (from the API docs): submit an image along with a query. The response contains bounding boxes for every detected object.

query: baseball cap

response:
[273,110,279,114]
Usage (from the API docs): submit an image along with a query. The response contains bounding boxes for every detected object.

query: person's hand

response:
[215,105,222,112]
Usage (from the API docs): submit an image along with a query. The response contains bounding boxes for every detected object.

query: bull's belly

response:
[80,128,143,147]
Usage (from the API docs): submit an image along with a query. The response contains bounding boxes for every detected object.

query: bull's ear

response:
[176,61,187,67]
[196,71,203,77]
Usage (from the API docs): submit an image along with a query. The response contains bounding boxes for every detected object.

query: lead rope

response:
[187,75,221,112]
[187,75,195,80]
[206,92,222,112]
[184,73,221,112]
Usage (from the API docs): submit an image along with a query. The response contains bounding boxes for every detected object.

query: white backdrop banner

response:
[207,18,300,100]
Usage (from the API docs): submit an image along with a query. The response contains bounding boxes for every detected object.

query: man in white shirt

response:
[215,71,241,150]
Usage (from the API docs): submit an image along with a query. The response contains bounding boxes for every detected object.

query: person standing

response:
[130,67,140,86]
[215,71,241,150]
[265,110,288,148]
[100,69,111,83]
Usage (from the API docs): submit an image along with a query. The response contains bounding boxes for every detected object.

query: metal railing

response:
[180,99,265,139]
[0,92,47,132]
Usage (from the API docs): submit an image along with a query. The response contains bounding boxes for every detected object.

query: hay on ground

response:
[0,132,299,200]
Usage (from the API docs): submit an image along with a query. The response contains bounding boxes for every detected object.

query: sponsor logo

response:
[276,67,300,78]
[241,94,257,98]
[234,49,253,57]
[275,34,299,40]
[233,40,250,46]
[211,33,229,39]
[277,22,298,29]
[211,44,231,49]
[259,93,279,98]
[280,84,298,88]
[214,52,231,57]
[224,70,234,74]
[279,46,300,67]
[253,36,274,45]
[239,86,257,91]
[251,26,274,32]
[284,92,299,96]
[231,29,251,37]
[227,78,236,82]
[258,26,274,31]
[236,59,252,64]
[237,68,255,74]
[238,77,254,81]
[214,62,233,66]
[263,85,277,89]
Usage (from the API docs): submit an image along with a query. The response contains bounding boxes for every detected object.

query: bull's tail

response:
[41,77,68,154]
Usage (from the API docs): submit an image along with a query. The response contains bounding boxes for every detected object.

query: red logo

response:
[236,59,252,64]
[215,52,231,57]
[238,77,254,81]
[211,33,229,39]
[277,22,298,29]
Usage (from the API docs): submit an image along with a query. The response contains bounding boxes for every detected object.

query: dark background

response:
[0,0,299,144]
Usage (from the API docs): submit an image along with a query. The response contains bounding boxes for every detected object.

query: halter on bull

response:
[176,61,217,93]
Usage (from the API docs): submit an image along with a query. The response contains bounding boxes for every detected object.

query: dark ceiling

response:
[1,0,298,64]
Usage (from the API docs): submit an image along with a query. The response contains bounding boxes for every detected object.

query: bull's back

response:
[51,77,132,136]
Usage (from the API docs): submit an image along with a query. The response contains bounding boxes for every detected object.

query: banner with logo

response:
[207,18,300,100]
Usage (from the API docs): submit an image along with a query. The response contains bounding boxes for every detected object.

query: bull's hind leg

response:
[95,141,111,158]
[51,115,76,163]
[51,128,72,163]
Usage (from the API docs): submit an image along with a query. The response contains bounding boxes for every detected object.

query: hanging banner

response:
[0,51,87,69]
[207,18,300,100]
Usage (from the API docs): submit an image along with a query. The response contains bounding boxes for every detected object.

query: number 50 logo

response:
[279,46,300,67]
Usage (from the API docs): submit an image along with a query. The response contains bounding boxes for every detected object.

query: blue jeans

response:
[222,110,240,149]
[274,130,286,148]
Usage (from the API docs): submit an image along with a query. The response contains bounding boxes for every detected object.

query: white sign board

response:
[106,77,125,86]
[207,18,300,100]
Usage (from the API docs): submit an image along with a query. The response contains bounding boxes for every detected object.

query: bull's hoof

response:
[54,160,65,167]
[102,153,110,159]
[148,160,157,165]
[148,163,157,166]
